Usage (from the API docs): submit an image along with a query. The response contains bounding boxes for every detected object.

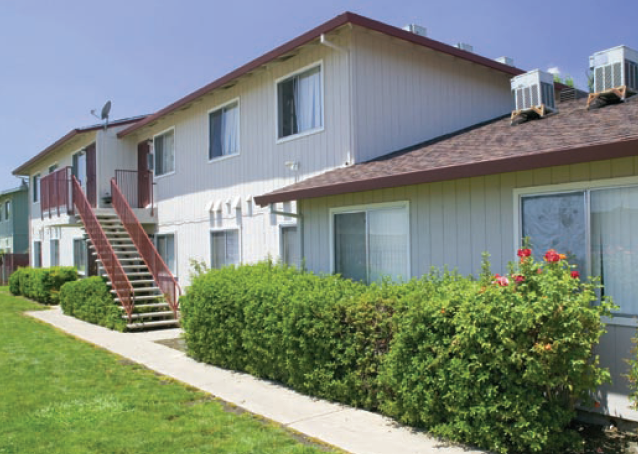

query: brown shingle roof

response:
[254,97,638,206]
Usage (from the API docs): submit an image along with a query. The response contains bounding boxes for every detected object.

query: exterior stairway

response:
[87,212,179,330]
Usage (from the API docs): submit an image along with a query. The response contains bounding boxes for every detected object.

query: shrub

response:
[182,252,613,454]
[8,267,26,295]
[9,267,78,304]
[181,262,394,408]
[60,277,125,331]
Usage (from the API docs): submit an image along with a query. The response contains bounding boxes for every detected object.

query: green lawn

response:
[0,289,334,454]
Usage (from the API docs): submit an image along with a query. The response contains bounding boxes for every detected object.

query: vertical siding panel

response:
[429,182,444,268]
[569,162,591,182]
[470,177,486,274]
[515,170,533,189]
[611,157,635,178]
[532,168,552,186]
[484,175,502,271]
[551,165,571,184]
[442,181,457,269]
[415,184,430,276]
[455,179,472,275]
[500,173,517,268]
[590,160,612,180]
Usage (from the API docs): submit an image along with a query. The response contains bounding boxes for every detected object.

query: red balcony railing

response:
[115,170,153,213]
[41,167,73,219]
[72,176,135,318]
[111,177,181,317]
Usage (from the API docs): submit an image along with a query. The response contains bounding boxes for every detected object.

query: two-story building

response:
[114,12,522,288]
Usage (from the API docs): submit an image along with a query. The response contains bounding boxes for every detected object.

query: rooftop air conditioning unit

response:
[589,45,638,93]
[455,42,474,53]
[402,24,427,37]
[495,56,514,67]
[511,69,556,112]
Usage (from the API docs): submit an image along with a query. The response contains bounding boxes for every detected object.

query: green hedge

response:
[182,252,613,454]
[60,277,125,331]
[9,267,77,304]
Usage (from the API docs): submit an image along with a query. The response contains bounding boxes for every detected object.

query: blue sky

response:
[2,0,637,186]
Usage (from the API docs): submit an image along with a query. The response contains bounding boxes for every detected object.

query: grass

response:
[0,288,335,454]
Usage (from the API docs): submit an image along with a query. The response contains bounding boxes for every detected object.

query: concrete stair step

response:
[130,302,170,310]
[126,319,179,330]
[114,294,162,303]
[123,311,176,320]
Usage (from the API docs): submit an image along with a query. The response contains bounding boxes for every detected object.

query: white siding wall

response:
[126,31,352,286]
[96,125,138,208]
[351,27,514,163]
[300,156,638,421]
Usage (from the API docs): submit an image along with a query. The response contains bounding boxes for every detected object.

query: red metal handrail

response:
[40,167,73,219]
[111,177,181,317]
[115,170,153,213]
[72,176,135,318]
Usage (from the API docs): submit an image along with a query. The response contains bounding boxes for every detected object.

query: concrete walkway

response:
[26,306,486,454]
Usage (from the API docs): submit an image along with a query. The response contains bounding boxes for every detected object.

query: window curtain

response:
[221,103,239,156]
[368,208,409,283]
[282,226,300,267]
[295,67,322,133]
[521,192,587,273]
[211,232,226,269]
[334,212,367,282]
[212,231,239,268]
[591,187,638,315]
[163,131,175,173]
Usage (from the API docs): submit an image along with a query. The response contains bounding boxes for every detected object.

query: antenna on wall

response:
[90,100,112,130]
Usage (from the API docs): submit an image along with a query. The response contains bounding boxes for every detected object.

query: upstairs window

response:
[4,201,10,221]
[154,129,175,176]
[209,100,239,160]
[277,65,323,139]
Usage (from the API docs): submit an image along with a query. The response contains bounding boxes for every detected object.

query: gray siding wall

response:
[300,156,638,421]
[350,27,514,163]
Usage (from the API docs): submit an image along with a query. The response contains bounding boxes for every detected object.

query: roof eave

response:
[254,138,638,206]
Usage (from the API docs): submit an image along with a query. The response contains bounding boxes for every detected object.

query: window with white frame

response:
[33,241,42,268]
[281,225,300,267]
[156,234,176,275]
[33,174,40,203]
[153,129,175,176]
[277,65,323,139]
[5,200,10,221]
[520,184,638,316]
[333,204,409,284]
[73,239,87,275]
[50,239,59,267]
[211,230,239,269]
[209,101,239,160]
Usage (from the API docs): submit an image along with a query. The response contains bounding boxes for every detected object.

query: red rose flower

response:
[517,248,532,258]
[494,275,509,287]
[544,249,560,262]
[514,275,525,283]
[571,270,580,279]
[537,268,543,274]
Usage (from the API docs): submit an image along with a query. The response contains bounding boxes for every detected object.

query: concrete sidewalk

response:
[26,306,485,454]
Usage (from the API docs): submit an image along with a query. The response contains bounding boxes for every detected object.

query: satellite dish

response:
[100,101,111,120]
